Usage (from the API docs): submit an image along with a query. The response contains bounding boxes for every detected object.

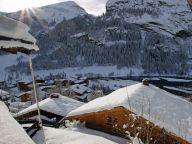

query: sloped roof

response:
[15,94,84,117]
[0,89,9,96]
[70,84,90,95]
[0,101,35,144]
[0,15,39,54]
[68,83,192,142]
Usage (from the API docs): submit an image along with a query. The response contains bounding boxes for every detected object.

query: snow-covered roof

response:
[15,91,31,98]
[16,94,84,117]
[0,101,35,144]
[68,83,192,142]
[0,89,9,96]
[0,15,39,53]
[70,84,90,95]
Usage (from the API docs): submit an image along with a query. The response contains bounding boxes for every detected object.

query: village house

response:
[17,80,31,92]
[67,81,192,144]
[68,84,93,102]
[0,89,10,101]
[17,79,46,92]
[15,91,32,102]
[74,78,89,86]
[15,94,84,122]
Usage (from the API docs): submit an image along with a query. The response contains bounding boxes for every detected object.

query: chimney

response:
[142,78,149,86]
[50,94,59,99]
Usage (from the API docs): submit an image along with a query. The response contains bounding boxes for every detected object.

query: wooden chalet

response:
[67,81,192,144]
[17,81,31,92]
[16,91,32,102]
[15,94,84,122]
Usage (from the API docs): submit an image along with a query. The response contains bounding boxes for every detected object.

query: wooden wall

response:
[20,93,31,102]
[67,107,190,144]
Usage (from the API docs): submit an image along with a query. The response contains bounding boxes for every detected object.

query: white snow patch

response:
[33,125,128,144]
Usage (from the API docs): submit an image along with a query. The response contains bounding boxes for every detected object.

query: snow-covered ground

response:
[33,125,128,144]
[35,66,143,78]
[90,79,139,91]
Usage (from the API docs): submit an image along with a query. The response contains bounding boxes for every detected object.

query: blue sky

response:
[0,0,108,15]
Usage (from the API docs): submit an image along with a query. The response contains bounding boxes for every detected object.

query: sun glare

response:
[0,0,59,12]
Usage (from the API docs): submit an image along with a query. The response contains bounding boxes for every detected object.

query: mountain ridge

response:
[2,1,87,35]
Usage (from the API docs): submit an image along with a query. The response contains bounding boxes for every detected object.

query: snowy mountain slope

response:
[106,0,192,37]
[4,1,87,35]
[1,0,192,76]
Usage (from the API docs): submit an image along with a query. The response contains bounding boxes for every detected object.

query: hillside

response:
[2,0,192,76]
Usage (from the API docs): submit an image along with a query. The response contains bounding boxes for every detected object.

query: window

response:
[107,116,113,126]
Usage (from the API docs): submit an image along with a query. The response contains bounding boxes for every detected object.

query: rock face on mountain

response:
[188,0,192,9]
[106,0,192,37]
[4,0,192,76]
[4,1,87,35]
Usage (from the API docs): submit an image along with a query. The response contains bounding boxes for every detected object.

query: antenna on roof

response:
[125,81,132,111]
[29,55,46,144]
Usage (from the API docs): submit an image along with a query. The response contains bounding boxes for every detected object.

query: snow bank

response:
[68,83,192,142]
[35,66,143,78]
[15,94,84,117]
[0,101,35,144]
[33,126,127,144]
